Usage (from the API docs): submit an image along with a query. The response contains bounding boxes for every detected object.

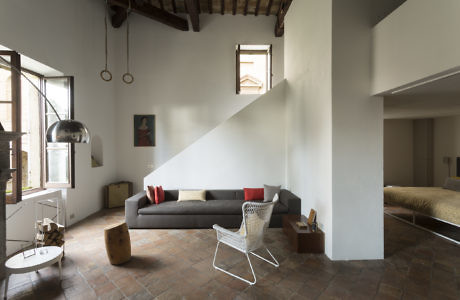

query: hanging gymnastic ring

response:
[122,73,134,84]
[100,69,112,82]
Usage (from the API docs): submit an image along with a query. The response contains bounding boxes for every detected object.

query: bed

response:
[384,186,460,226]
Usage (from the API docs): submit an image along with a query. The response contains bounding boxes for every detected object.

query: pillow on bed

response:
[443,177,460,191]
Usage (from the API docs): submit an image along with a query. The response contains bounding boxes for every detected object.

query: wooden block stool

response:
[104,222,131,265]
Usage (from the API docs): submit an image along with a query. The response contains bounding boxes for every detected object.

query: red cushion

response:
[244,188,264,201]
[146,185,155,204]
[154,186,160,205]
[158,186,165,204]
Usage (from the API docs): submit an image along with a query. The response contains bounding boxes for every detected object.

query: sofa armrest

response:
[125,191,148,227]
[279,190,301,214]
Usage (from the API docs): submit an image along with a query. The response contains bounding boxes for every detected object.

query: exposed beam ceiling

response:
[266,0,273,16]
[275,0,292,37]
[255,0,262,16]
[110,5,128,28]
[108,0,189,31]
[185,0,200,31]
[108,0,288,37]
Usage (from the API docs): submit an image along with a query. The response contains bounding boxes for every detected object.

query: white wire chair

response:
[212,194,280,285]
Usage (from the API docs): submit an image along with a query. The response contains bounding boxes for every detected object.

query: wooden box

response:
[104,181,133,208]
[282,214,325,253]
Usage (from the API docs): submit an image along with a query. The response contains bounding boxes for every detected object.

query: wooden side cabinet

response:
[282,214,325,254]
[104,181,133,208]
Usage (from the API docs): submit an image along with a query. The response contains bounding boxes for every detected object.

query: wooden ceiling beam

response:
[221,0,225,15]
[108,0,189,31]
[255,0,262,16]
[208,0,213,14]
[274,0,292,37]
[232,0,236,15]
[243,0,249,16]
[185,0,200,32]
[266,0,273,16]
[110,5,128,28]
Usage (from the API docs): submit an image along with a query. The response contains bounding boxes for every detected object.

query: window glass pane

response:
[21,72,41,191]
[46,148,68,183]
[240,53,268,94]
[45,78,69,116]
[0,65,12,102]
[44,77,71,187]
[0,103,12,131]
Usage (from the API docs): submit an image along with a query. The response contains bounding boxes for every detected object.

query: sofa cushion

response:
[138,199,289,215]
[178,190,206,201]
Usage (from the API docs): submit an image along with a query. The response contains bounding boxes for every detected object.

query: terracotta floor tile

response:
[2,208,459,300]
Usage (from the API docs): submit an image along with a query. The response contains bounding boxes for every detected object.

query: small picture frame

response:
[307,209,317,226]
[134,115,155,147]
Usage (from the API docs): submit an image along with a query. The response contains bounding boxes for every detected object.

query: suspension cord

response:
[100,0,112,81]
[122,0,134,84]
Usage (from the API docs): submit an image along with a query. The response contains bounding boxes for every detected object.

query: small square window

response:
[236,44,272,95]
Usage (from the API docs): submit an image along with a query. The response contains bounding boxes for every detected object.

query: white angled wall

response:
[144,81,286,189]
[373,0,460,94]
[114,14,284,192]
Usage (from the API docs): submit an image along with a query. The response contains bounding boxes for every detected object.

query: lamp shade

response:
[46,120,91,143]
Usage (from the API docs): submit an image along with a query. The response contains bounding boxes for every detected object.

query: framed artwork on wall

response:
[134,115,155,147]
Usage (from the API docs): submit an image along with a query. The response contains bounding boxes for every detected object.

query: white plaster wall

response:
[433,116,460,186]
[384,119,413,186]
[285,0,384,260]
[373,0,460,94]
[331,0,383,260]
[144,81,286,189]
[284,0,333,257]
[0,0,118,230]
[114,14,284,192]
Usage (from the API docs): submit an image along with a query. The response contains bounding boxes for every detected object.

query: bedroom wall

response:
[372,0,460,94]
[0,0,119,232]
[433,115,460,186]
[384,119,413,186]
[114,14,284,192]
[144,81,286,189]
[413,119,434,187]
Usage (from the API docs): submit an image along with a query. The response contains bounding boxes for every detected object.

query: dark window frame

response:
[0,51,75,204]
[235,44,273,95]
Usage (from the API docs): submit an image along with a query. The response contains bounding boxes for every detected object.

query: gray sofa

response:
[125,189,300,229]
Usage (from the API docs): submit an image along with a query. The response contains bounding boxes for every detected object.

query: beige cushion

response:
[178,190,206,201]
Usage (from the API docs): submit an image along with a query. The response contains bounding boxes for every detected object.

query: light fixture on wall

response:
[0,56,90,143]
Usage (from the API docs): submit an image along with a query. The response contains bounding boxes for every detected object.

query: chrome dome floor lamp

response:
[0,56,90,143]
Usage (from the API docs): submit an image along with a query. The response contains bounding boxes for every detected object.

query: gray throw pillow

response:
[443,177,460,192]
[264,184,281,202]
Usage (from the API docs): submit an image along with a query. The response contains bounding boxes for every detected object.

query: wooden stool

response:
[104,222,131,265]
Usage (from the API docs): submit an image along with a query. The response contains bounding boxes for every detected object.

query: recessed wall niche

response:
[91,135,103,168]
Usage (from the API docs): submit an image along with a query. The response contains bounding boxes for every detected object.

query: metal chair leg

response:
[250,247,279,267]
[212,242,257,285]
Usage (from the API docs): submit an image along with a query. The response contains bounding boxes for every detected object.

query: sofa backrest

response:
[163,189,293,201]
[164,190,238,201]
